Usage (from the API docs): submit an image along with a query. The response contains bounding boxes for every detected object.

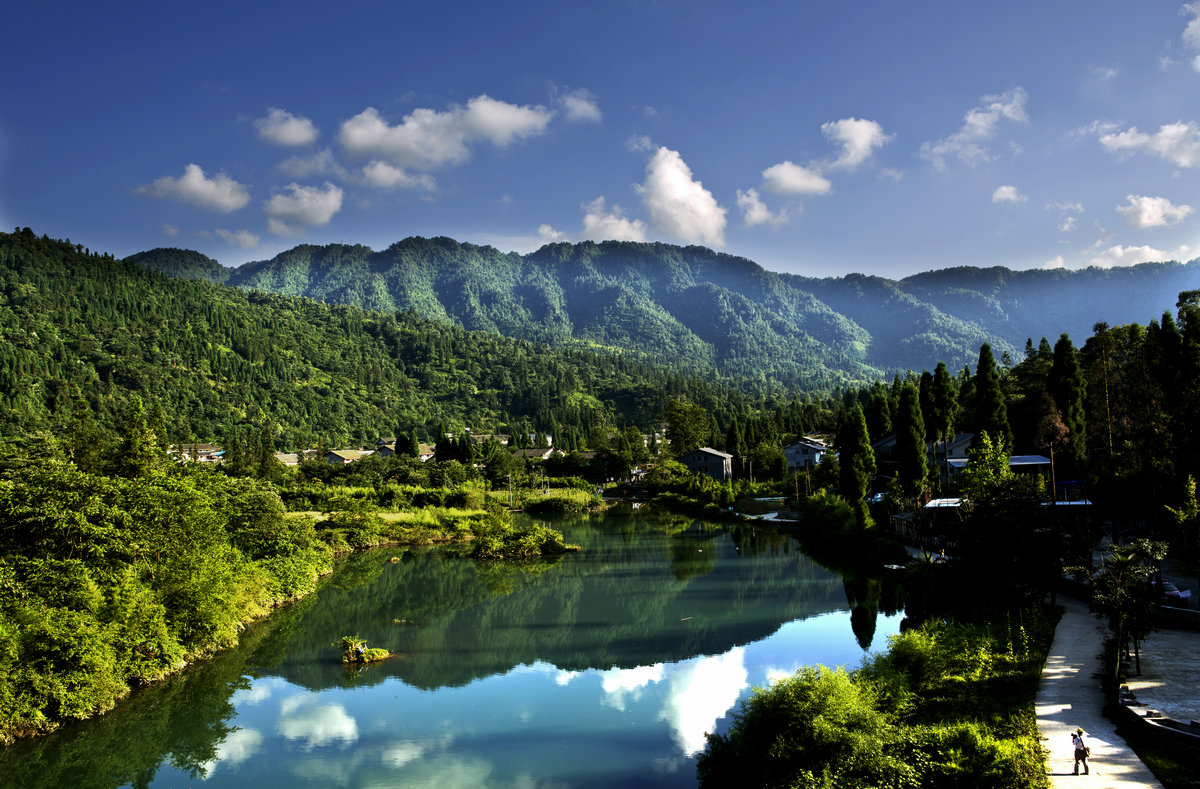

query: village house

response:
[679,447,733,481]
[170,443,224,463]
[273,449,320,466]
[783,436,827,471]
[511,447,563,461]
[325,448,374,465]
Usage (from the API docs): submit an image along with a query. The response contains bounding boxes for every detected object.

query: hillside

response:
[134,237,1200,385]
[0,229,764,448]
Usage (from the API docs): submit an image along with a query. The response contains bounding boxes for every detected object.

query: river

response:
[0,512,904,788]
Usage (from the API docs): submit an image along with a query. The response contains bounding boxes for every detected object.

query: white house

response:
[784,437,828,471]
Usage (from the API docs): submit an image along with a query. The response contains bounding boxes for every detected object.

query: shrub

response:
[699,666,916,788]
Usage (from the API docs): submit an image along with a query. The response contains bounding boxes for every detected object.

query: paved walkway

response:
[1035,597,1163,787]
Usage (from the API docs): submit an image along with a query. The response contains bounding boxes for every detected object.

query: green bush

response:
[699,666,916,789]
[524,488,599,514]
[699,613,1054,789]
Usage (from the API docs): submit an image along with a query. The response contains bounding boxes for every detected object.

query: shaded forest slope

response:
[132,238,1200,386]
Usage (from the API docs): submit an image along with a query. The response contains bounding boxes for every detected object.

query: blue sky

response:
[3,1,1199,278]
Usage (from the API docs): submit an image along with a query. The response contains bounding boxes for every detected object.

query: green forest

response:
[131,234,1200,388]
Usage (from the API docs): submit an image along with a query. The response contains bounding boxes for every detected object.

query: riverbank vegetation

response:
[0,400,574,744]
[699,608,1057,789]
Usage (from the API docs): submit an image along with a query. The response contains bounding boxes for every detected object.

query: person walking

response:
[1072,728,1090,775]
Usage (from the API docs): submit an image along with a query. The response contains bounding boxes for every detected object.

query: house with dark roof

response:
[680,447,733,481]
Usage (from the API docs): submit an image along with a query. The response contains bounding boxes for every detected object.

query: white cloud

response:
[1100,122,1200,167]
[470,224,569,254]
[255,107,318,146]
[760,160,831,196]
[919,87,1028,170]
[1043,255,1066,269]
[561,88,602,122]
[214,228,261,248]
[279,148,346,179]
[1087,244,1172,268]
[277,695,358,748]
[626,134,654,152]
[136,164,251,213]
[537,223,568,244]
[659,649,748,757]
[636,147,727,246]
[1116,194,1194,228]
[821,118,892,169]
[359,160,436,190]
[1093,66,1119,81]
[581,197,648,242]
[1183,3,1200,69]
[162,223,179,237]
[337,95,554,170]
[1048,201,1084,231]
[992,185,1026,204]
[736,188,787,226]
[264,182,343,236]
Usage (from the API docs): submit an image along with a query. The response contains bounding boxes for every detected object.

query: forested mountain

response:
[134,237,1200,386]
[0,229,769,449]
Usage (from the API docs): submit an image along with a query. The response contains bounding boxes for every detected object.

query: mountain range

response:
[130,238,1200,388]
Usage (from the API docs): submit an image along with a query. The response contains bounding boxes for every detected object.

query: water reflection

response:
[0,514,904,789]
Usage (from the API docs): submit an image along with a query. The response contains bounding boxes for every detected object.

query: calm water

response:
[2,513,903,788]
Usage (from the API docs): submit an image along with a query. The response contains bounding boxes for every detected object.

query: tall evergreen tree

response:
[930,361,959,491]
[116,395,162,478]
[865,383,892,443]
[1048,333,1086,476]
[894,382,928,502]
[836,405,876,529]
[918,370,935,443]
[973,343,1012,452]
[930,361,958,443]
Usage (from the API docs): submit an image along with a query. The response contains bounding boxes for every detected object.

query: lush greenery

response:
[133,235,1200,388]
[698,609,1056,789]
[0,397,572,743]
[0,229,770,451]
[0,451,333,741]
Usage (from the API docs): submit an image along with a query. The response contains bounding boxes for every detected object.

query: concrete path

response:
[1035,597,1163,788]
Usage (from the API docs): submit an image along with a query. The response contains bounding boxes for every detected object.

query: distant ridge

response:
[131,237,1200,386]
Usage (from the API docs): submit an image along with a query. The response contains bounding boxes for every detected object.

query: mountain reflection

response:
[263,514,849,693]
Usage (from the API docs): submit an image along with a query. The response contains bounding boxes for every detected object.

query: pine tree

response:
[836,405,876,529]
[973,343,1012,452]
[116,395,162,478]
[894,382,928,502]
[1048,333,1086,477]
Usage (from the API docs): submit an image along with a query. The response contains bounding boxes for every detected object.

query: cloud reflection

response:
[660,648,748,756]
[599,663,665,711]
[199,726,264,778]
[277,694,359,748]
